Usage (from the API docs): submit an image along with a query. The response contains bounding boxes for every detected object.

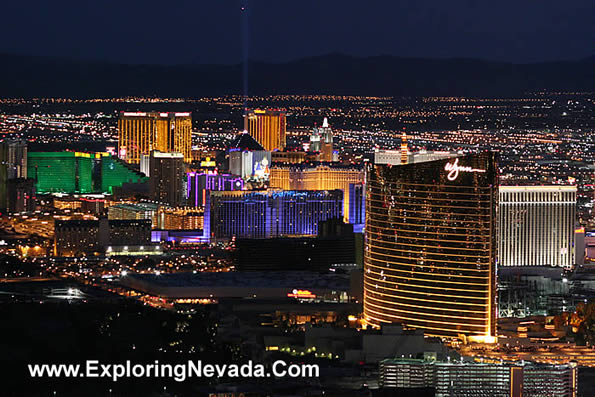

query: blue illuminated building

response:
[186,172,244,207]
[209,189,343,239]
[151,194,212,244]
[348,183,366,231]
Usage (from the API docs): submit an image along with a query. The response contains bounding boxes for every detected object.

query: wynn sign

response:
[444,158,486,181]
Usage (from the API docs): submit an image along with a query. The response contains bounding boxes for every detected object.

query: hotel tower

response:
[364,152,498,339]
[118,112,192,164]
[499,185,577,268]
[243,109,286,151]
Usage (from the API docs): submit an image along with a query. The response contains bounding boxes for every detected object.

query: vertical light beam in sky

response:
[241,0,249,114]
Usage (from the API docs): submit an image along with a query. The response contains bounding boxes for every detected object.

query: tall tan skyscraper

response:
[499,185,577,268]
[118,112,192,164]
[243,109,286,151]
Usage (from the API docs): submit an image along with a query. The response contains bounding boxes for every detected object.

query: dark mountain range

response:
[0,53,593,98]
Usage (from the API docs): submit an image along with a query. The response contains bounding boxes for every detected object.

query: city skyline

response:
[0,3,593,394]
[1,95,593,395]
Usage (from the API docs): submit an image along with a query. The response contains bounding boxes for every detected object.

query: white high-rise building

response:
[309,117,334,161]
[499,186,577,268]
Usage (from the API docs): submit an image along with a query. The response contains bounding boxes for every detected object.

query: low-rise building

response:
[54,218,152,256]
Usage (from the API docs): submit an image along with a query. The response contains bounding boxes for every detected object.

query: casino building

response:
[499,185,577,268]
[243,109,286,152]
[364,152,498,339]
[209,189,343,239]
[28,151,147,194]
[269,163,364,224]
[118,112,192,164]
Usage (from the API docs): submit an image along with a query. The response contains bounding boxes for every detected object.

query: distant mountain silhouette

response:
[0,53,593,98]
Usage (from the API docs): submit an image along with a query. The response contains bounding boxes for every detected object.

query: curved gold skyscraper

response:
[364,152,498,339]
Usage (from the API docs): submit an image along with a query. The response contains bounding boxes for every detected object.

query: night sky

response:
[2,0,594,65]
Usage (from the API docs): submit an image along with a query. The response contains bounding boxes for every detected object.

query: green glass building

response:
[28,151,147,194]
[100,155,148,194]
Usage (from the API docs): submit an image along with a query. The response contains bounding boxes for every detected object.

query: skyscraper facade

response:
[364,152,498,339]
[118,112,192,164]
[0,140,27,211]
[27,151,146,194]
[348,182,366,228]
[28,151,94,193]
[269,163,364,223]
[100,155,148,194]
[243,109,286,151]
[499,186,577,268]
[0,140,27,179]
[209,189,343,239]
[148,151,185,207]
[310,117,334,161]
[7,178,36,213]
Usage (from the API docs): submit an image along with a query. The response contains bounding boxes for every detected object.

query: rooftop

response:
[500,185,577,192]
[228,132,265,151]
